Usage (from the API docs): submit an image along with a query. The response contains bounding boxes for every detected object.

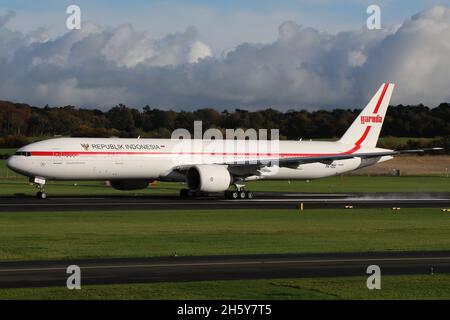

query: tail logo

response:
[360,115,383,125]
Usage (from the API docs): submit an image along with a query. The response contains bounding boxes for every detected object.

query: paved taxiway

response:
[0,192,449,211]
[1,251,449,288]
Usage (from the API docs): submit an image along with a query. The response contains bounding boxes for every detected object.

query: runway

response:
[1,251,449,289]
[0,192,449,211]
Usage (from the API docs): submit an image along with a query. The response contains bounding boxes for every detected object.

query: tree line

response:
[0,100,449,152]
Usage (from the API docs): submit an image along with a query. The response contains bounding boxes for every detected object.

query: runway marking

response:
[0,202,219,206]
[55,197,108,200]
[280,194,352,197]
[246,198,450,202]
[1,256,450,273]
[1,198,449,208]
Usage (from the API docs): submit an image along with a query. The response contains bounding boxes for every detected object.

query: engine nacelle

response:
[110,179,150,190]
[186,165,231,192]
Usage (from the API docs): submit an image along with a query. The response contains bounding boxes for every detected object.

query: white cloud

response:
[0,6,449,109]
[100,24,154,68]
[188,40,212,63]
[347,50,366,67]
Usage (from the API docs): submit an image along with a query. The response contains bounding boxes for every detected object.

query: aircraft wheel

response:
[225,190,248,200]
[36,191,47,199]
[246,191,254,199]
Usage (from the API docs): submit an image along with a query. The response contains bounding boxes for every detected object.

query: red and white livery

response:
[6,83,441,199]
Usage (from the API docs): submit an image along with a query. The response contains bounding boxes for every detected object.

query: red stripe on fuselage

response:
[28,122,375,159]
[29,151,346,158]
[373,83,389,114]
[27,118,377,159]
[28,140,370,159]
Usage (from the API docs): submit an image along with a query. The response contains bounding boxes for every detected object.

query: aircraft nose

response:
[6,156,18,171]
[6,156,24,173]
[6,154,33,176]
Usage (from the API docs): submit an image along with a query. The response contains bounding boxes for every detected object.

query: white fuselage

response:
[6,137,392,182]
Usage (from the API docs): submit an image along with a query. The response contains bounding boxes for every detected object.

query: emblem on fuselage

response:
[80,143,90,151]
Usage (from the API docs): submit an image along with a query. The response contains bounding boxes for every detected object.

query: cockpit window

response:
[14,151,31,157]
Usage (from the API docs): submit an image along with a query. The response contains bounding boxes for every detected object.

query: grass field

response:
[1,274,449,300]
[1,207,448,300]
[0,148,16,156]
[0,175,449,197]
[1,147,449,300]
[1,208,449,261]
[0,179,181,196]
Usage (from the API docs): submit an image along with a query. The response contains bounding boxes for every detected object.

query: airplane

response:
[6,83,442,200]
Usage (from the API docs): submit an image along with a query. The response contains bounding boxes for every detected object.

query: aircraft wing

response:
[229,148,443,167]
[174,147,443,170]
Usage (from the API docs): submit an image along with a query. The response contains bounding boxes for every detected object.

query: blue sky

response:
[2,0,449,53]
[1,1,450,109]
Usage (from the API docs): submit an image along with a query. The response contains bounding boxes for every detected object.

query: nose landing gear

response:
[30,177,47,199]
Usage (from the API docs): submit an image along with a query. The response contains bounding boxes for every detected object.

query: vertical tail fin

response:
[339,83,395,148]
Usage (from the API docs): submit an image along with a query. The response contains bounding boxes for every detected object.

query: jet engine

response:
[110,179,150,190]
[186,165,231,192]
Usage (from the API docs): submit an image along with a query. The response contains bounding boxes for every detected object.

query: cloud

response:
[0,9,15,28]
[0,5,449,110]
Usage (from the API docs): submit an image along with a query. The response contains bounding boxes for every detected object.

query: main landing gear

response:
[222,181,254,200]
[224,181,254,200]
[30,177,47,199]
[224,189,254,200]
[179,184,255,200]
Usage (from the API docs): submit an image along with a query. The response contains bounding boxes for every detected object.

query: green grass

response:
[0,208,449,262]
[0,179,181,196]
[0,148,16,156]
[1,145,448,300]
[0,160,14,178]
[1,274,449,299]
[0,175,449,196]
[247,176,450,193]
